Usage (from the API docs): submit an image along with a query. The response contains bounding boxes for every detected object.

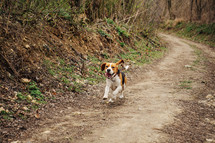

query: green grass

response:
[105,18,130,38]
[28,82,45,101]
[31,105,39,110]
[118,41,126,47]
[193,48,203,65]
[116,26,129,37]
[179,80,192,89]
[98,29,111,37]
[163,22,215,46]
[41,23,166,95]
[43,55,107,93]
[187,44,208,66]
[17,92,27,100]
[106,18,115,25]
[118,39,166,66]
[0,110,13,120]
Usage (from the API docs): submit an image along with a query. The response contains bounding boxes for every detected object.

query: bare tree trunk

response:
[195,0,207,21]
[167,0,174,20]
[190,0,194,22]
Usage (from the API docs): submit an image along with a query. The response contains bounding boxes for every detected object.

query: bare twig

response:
[119,10,145,23]
[0,53,19,77]
[6,7,11,34]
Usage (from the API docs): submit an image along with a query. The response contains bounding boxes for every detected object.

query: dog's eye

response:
[112,67,115,69]
[106,66,108,68]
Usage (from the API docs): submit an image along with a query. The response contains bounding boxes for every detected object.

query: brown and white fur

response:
[101,59,128,102]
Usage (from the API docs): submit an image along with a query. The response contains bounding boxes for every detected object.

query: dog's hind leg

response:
[119,84,125,99]
[119,91,124,99]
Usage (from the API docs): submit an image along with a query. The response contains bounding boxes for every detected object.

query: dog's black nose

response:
[107,69,111,73]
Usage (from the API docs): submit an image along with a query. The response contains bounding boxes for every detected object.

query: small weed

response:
[179,80,192,89]
[98,29,111,37]
[72,81,83,93]
[1,111,13,120]
[89,56,100,64]
[101,53,109,59]
[17,92,27,100]
[28,82,45,101]
[116,26,129,37]
[193,48,202,65]
[189,44,207,66]
[119,42,125,47]
[175,22,184,29]
[61,77,70,84]
[106,18,115,25]
[2,114,12,120]
[86,77,96,85]
[59,58,65,65]
[31,105,39,110]
[19,113,27,120]
[184,23,196,33]
[85,27,96,32]
[48,69,56,76]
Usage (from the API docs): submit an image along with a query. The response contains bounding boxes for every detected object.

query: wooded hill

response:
[0,1,164,141]
[145,0,215,24]
[0,0,214,142]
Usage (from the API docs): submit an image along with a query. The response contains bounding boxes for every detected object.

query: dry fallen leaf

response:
[27,95,32,100]
[35,110,40,119]
[0,107,5,112]
[52,92,57,96]
[22,106,28,111]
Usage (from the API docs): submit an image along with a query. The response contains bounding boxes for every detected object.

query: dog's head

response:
[101,59,124,78]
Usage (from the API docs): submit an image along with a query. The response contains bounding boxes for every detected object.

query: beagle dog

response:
[101,59,128,102]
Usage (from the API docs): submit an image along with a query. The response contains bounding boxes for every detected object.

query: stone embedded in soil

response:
[185,65,192,68]
[42,130,51,134]
[72,111,83,115]
[20,78,31,83]
[206,94,213,99]
[206,138,214,142]
[25,44,30,49]
[11,141,21,143]
[31,100,39,104]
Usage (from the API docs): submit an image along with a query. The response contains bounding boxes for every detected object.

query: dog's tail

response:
[122,64,129,71]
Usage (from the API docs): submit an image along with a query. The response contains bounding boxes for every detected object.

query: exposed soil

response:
[0,17,163,142]
[11,33,215,143]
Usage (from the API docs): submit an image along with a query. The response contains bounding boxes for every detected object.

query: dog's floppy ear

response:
[116,59,124,65]
[101,63,106,71]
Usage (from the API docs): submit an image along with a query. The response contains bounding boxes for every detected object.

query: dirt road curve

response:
[18,33,214,143]
[77,33,196,143]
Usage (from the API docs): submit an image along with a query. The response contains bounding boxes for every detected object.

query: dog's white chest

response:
[107,76,121,90]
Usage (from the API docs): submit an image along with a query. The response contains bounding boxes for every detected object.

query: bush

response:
[1,0,72,22]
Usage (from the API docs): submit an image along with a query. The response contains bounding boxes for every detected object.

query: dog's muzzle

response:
[105,72,114,78]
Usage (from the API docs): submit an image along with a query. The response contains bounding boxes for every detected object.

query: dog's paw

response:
[108,98,114,103]
[119,95,124,99]
[103,97,108,100]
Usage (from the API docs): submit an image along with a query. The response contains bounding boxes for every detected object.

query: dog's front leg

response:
[103,79,111,100]
[112,85,122,100]
[103,86,110,100]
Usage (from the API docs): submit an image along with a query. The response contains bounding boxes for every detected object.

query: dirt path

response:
[17,33,214,143]
[77,33,196,143]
